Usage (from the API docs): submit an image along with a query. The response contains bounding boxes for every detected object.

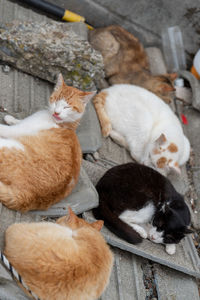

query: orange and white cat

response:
[4,207,113,300]
[0,74,95,212]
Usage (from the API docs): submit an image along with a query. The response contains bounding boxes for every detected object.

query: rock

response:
[0,20,104,90]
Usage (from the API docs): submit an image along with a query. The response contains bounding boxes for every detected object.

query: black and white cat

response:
[93,163,193,255]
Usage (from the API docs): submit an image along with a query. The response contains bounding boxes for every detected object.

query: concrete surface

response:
[154,264,200,300]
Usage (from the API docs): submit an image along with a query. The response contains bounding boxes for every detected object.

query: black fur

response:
[93,163,192,245]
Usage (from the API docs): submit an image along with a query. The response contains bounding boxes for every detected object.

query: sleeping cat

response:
[4,207,113,300]
[89,25,177,104]
[0,73,95,212]
[93,163,193,255]
[93,84,190,176]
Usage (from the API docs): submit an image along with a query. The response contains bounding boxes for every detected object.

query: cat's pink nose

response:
[150,235,155,240]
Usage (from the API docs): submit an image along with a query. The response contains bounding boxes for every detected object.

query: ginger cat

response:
[0,74,95,212]
[89,25,177,104]
[4,207,113,300]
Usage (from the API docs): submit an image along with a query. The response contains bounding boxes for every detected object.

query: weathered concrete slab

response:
[77,101,102,154]
[154,264,200,300]
[0,274,30,300]
[101,248,146,300]
[83,210,200,279]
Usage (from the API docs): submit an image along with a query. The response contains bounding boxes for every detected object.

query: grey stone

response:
[82,159,108,186]
[30,166,99,217]
[0,20,104,91]
[0,277,30,300]
[83,210,200,279]
[154,264,200,300]
[77,101,102,153]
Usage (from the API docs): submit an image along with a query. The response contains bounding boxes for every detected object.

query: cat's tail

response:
[93,91,112,137]
[93,201,143,244]
[0,182,20,211]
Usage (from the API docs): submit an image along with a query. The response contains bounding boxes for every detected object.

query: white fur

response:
[0,138,24,151]
[4,115,20,125]
[130,224,148,239]
[119,203,155,224]
[0,98,84,140]
[165,244,176,255]
[148,226,164,244]
[148,226,176,254]
[0,110,58,139]
[103,84,190,175]
[119,203,155,239]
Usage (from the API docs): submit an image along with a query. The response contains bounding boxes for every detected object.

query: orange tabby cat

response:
[89,25,177,103]
[0,74,95,212]
[4,207,113,300]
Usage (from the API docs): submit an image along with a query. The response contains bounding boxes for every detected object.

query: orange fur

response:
[156,157,167,169]
[0,77,92,212]
[89,25,177,104]
[4,208,113,300]
[93,91,112,137]
[167,143,178,153]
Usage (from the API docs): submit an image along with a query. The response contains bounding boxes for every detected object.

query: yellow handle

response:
[62,10,85,22]
[62,10,93,30]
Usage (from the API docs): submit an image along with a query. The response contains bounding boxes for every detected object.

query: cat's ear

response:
[155,133,167,146]
[81,91,96,105]
[168,161,181,175]
[67,206,77,222]
[54,73,64,91]
[91,220,104,231]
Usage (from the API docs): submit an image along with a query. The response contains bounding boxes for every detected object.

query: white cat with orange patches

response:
[0,74,95,212]
[93,84,190,176]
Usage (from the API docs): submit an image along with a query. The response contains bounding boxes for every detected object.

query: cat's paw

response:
[102,122,112,137]
[4,115,19,125]
[131,224,148,239]
[165,244,176,255]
